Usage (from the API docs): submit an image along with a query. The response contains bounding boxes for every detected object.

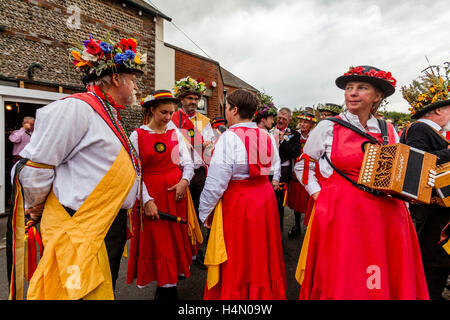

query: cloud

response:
[148,0,450,113]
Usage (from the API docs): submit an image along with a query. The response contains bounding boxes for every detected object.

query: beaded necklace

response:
[88,91,141,178]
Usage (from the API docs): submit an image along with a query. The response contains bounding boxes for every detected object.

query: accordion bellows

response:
[358,143,437,204]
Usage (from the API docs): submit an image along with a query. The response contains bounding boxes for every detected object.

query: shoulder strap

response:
[324,117,380,145]
[377,119,389,145]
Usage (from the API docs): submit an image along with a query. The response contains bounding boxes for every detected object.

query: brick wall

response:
[0,0,158,132]
[174,50,224,119]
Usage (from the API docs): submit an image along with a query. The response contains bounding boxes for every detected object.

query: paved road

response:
[0,208,304,300]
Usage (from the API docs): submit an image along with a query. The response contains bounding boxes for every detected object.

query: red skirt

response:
[287,179,310,213]
[126,169,193,287]
[299,173,429,300]
[204,178,287,300]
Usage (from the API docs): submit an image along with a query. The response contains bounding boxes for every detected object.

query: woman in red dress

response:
[296,66,429,300]
[126,90,198,300]
[199,89,287,300]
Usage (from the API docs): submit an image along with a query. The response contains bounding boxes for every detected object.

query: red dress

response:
[303,161,326,226]
[288,137,310,213]
[299,122,429,300]
[204,127,287,300]
[126,128,193,287]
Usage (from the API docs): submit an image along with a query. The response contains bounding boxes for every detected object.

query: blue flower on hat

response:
[124,50,135,61]
[99,41,113,53]
[114,53,126,65]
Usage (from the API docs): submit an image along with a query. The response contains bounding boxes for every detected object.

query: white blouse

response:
[129,121,195,204]
[294,111,400,196]
[17,97,140,211]
[199,122,281,222]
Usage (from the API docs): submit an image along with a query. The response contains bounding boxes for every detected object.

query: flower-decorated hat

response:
[253,92,278,121]
[297,112,318,123]
[71,35,147,84]
[336,65,397,98]
[173,76,207,99]
[140,90,179,109]
[317,103,343,115]
[401,63,450,119]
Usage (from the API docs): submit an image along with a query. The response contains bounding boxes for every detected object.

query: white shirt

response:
[17,97,140,211]
[180,111,216,169]
[294,111,400,196]
[417,118,442,132]
[199,122,281,222]
[129,121,195,204]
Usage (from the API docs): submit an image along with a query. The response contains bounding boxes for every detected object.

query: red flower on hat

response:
[85,37,104,59]
[344,66,397,88]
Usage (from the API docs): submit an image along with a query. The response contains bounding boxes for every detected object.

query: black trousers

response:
[275,166,292,234]
[410,204,450,300]
[189,167,207,223]
[65,207,127,291]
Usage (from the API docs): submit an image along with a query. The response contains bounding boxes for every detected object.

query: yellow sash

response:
[9,161,54,300]
[27,147,136,300]
[186,189,203,246]
[443,240,450,255]
[295,205,316,285]
[190,112,211,134]
[204,200,228,290]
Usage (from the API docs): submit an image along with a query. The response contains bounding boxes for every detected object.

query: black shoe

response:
[155,286,179,301]
[193,249,207,269]
[288,225,301,238]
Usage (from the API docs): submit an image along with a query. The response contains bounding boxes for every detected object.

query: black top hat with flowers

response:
[335,65,397,98]
[71,35,146,84]
[402,62,450,119]
[140,90,180,109]
[317,103,343,115]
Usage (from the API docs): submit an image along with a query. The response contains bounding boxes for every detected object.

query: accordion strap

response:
[325,117,390,145]
[322,153,382,196]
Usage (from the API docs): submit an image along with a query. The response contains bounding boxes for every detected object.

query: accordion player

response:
[358,143,437,204]
[432,162,450,207]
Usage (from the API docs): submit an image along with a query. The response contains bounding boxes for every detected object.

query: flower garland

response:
[71,35,147,79]
[254,92,278,118]
[344,66,397,88]
[401,62,450,117]
[174,76,207,97]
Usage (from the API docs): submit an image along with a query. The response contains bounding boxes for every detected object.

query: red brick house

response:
[163,43,258,119]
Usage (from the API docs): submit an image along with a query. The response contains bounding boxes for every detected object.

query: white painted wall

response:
[154,17,175,92]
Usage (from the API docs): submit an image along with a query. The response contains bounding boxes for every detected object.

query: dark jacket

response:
[400,121,450,269]
[278,128,301,182]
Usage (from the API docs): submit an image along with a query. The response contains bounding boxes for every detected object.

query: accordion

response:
[432,162,450,207]
[357,143,437,204]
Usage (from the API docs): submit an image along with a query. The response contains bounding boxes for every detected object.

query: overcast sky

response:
[146,0,449,113]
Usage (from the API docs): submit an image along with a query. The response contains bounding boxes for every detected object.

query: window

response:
[197,96,208,115]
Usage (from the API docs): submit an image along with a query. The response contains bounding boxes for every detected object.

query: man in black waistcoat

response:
[400,93,450,299]
[271,108,301,235]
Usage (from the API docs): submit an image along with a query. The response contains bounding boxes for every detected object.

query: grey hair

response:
[23,116,35,122]
[278,107,292,117]
[86,74,113,89]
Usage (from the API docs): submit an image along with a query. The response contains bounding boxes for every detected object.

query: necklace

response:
[89,91,141,177]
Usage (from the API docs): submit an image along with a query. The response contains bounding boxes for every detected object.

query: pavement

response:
[1,208,448,300]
